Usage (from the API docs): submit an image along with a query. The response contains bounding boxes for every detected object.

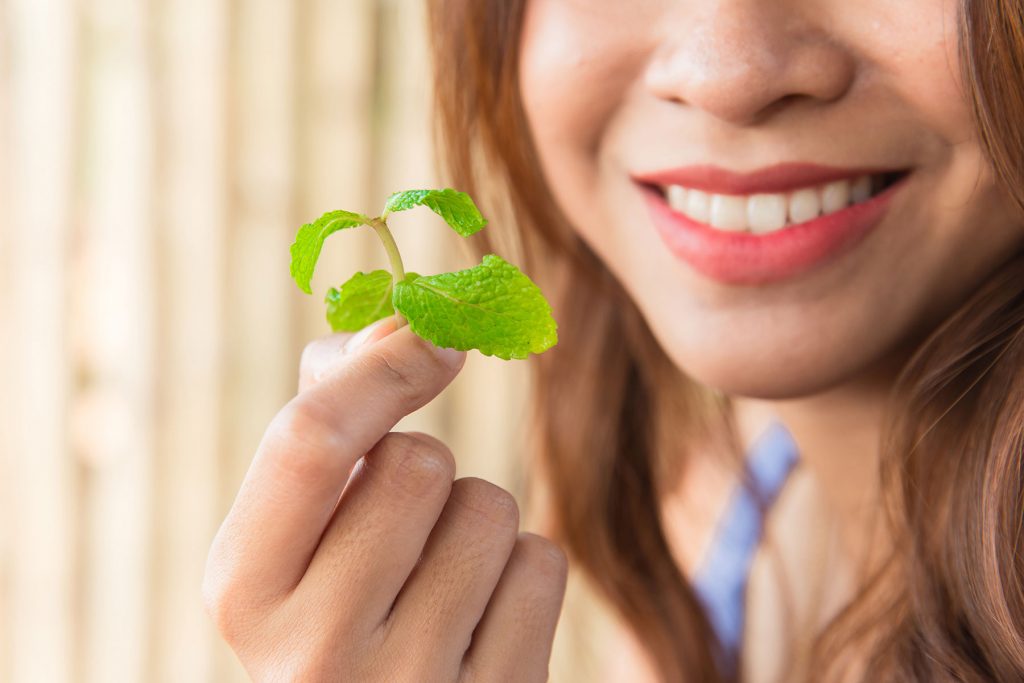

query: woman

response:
[203,1,1024,681]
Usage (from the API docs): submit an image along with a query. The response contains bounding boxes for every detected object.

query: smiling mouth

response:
[637,170,909,235]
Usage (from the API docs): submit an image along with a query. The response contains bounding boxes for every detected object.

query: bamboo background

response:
[0,0,623,680]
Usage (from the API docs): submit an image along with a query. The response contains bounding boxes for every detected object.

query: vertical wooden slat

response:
[0,0,13,678]
[220,0,297,496]
[150,0,228,680]
[73,0,155,680]
[212,0,300,680]
[3,0,77,681]
[375,0,450,441]
[370,0,437,207]
[294,0,378,343]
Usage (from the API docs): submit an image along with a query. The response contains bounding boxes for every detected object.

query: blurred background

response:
[0,0,584,680]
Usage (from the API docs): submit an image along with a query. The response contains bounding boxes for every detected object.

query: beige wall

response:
[0,0,537,680]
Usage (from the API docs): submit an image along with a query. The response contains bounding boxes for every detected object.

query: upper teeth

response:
[664,175,875,234]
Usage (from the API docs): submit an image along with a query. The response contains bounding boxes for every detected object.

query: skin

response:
[203,318,567,681]
[517,0,1024,676]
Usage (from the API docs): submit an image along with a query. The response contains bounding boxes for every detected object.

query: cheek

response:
[519,1,654,230]
[862,1,974,144]
[869,3,1024,315]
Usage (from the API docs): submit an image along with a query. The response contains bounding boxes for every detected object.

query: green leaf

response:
[383,189,487,237]
[325,270,400,332]
[393,254,558,360]
[291,210,369,294]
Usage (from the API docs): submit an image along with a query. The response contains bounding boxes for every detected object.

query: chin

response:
[657,333,876,401]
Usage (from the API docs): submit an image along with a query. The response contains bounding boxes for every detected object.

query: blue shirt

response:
[691,420,800,678]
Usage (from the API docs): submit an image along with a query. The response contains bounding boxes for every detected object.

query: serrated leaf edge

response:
[391,254,558,360]
[381,188,487,237]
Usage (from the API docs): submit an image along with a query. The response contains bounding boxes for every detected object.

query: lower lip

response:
[641,178,905,285]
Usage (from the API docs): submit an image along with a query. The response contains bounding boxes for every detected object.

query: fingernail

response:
[431,344,466,369]
[343,318,394,355]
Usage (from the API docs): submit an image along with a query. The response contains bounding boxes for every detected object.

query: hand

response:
[203,318,568,682]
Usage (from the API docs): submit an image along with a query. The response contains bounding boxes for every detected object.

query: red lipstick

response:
[634,164,909,285]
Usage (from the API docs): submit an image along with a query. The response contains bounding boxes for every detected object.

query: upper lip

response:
[632,162,907,196]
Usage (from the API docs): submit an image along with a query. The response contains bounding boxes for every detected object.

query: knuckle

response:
[274,655,334,683]
[265,400,348,483]
[298,339,320,377]
[201,570,254,645]
[200,572,225,624]
[449,477,520,531]
[515,533,569,586]
[274,622,383,681]
[358,341,448,409]
[370,433,455,498]
[298,334,347,387]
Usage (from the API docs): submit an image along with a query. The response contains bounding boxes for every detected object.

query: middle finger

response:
[382,478,521,680]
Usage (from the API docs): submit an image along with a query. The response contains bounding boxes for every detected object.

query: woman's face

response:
[519,0,1024,398]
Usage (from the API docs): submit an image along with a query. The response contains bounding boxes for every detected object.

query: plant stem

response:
[369,217,407,329]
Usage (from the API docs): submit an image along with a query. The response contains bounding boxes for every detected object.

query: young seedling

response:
[290,188,558,360]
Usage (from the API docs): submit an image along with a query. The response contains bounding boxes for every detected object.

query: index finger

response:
[204,325,466,610]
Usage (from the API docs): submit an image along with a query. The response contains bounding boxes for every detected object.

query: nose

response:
[644,1,856,126]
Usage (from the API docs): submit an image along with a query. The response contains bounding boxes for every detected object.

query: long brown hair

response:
[427,1,1024,681]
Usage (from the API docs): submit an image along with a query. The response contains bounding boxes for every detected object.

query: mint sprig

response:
[289,188,557,360]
